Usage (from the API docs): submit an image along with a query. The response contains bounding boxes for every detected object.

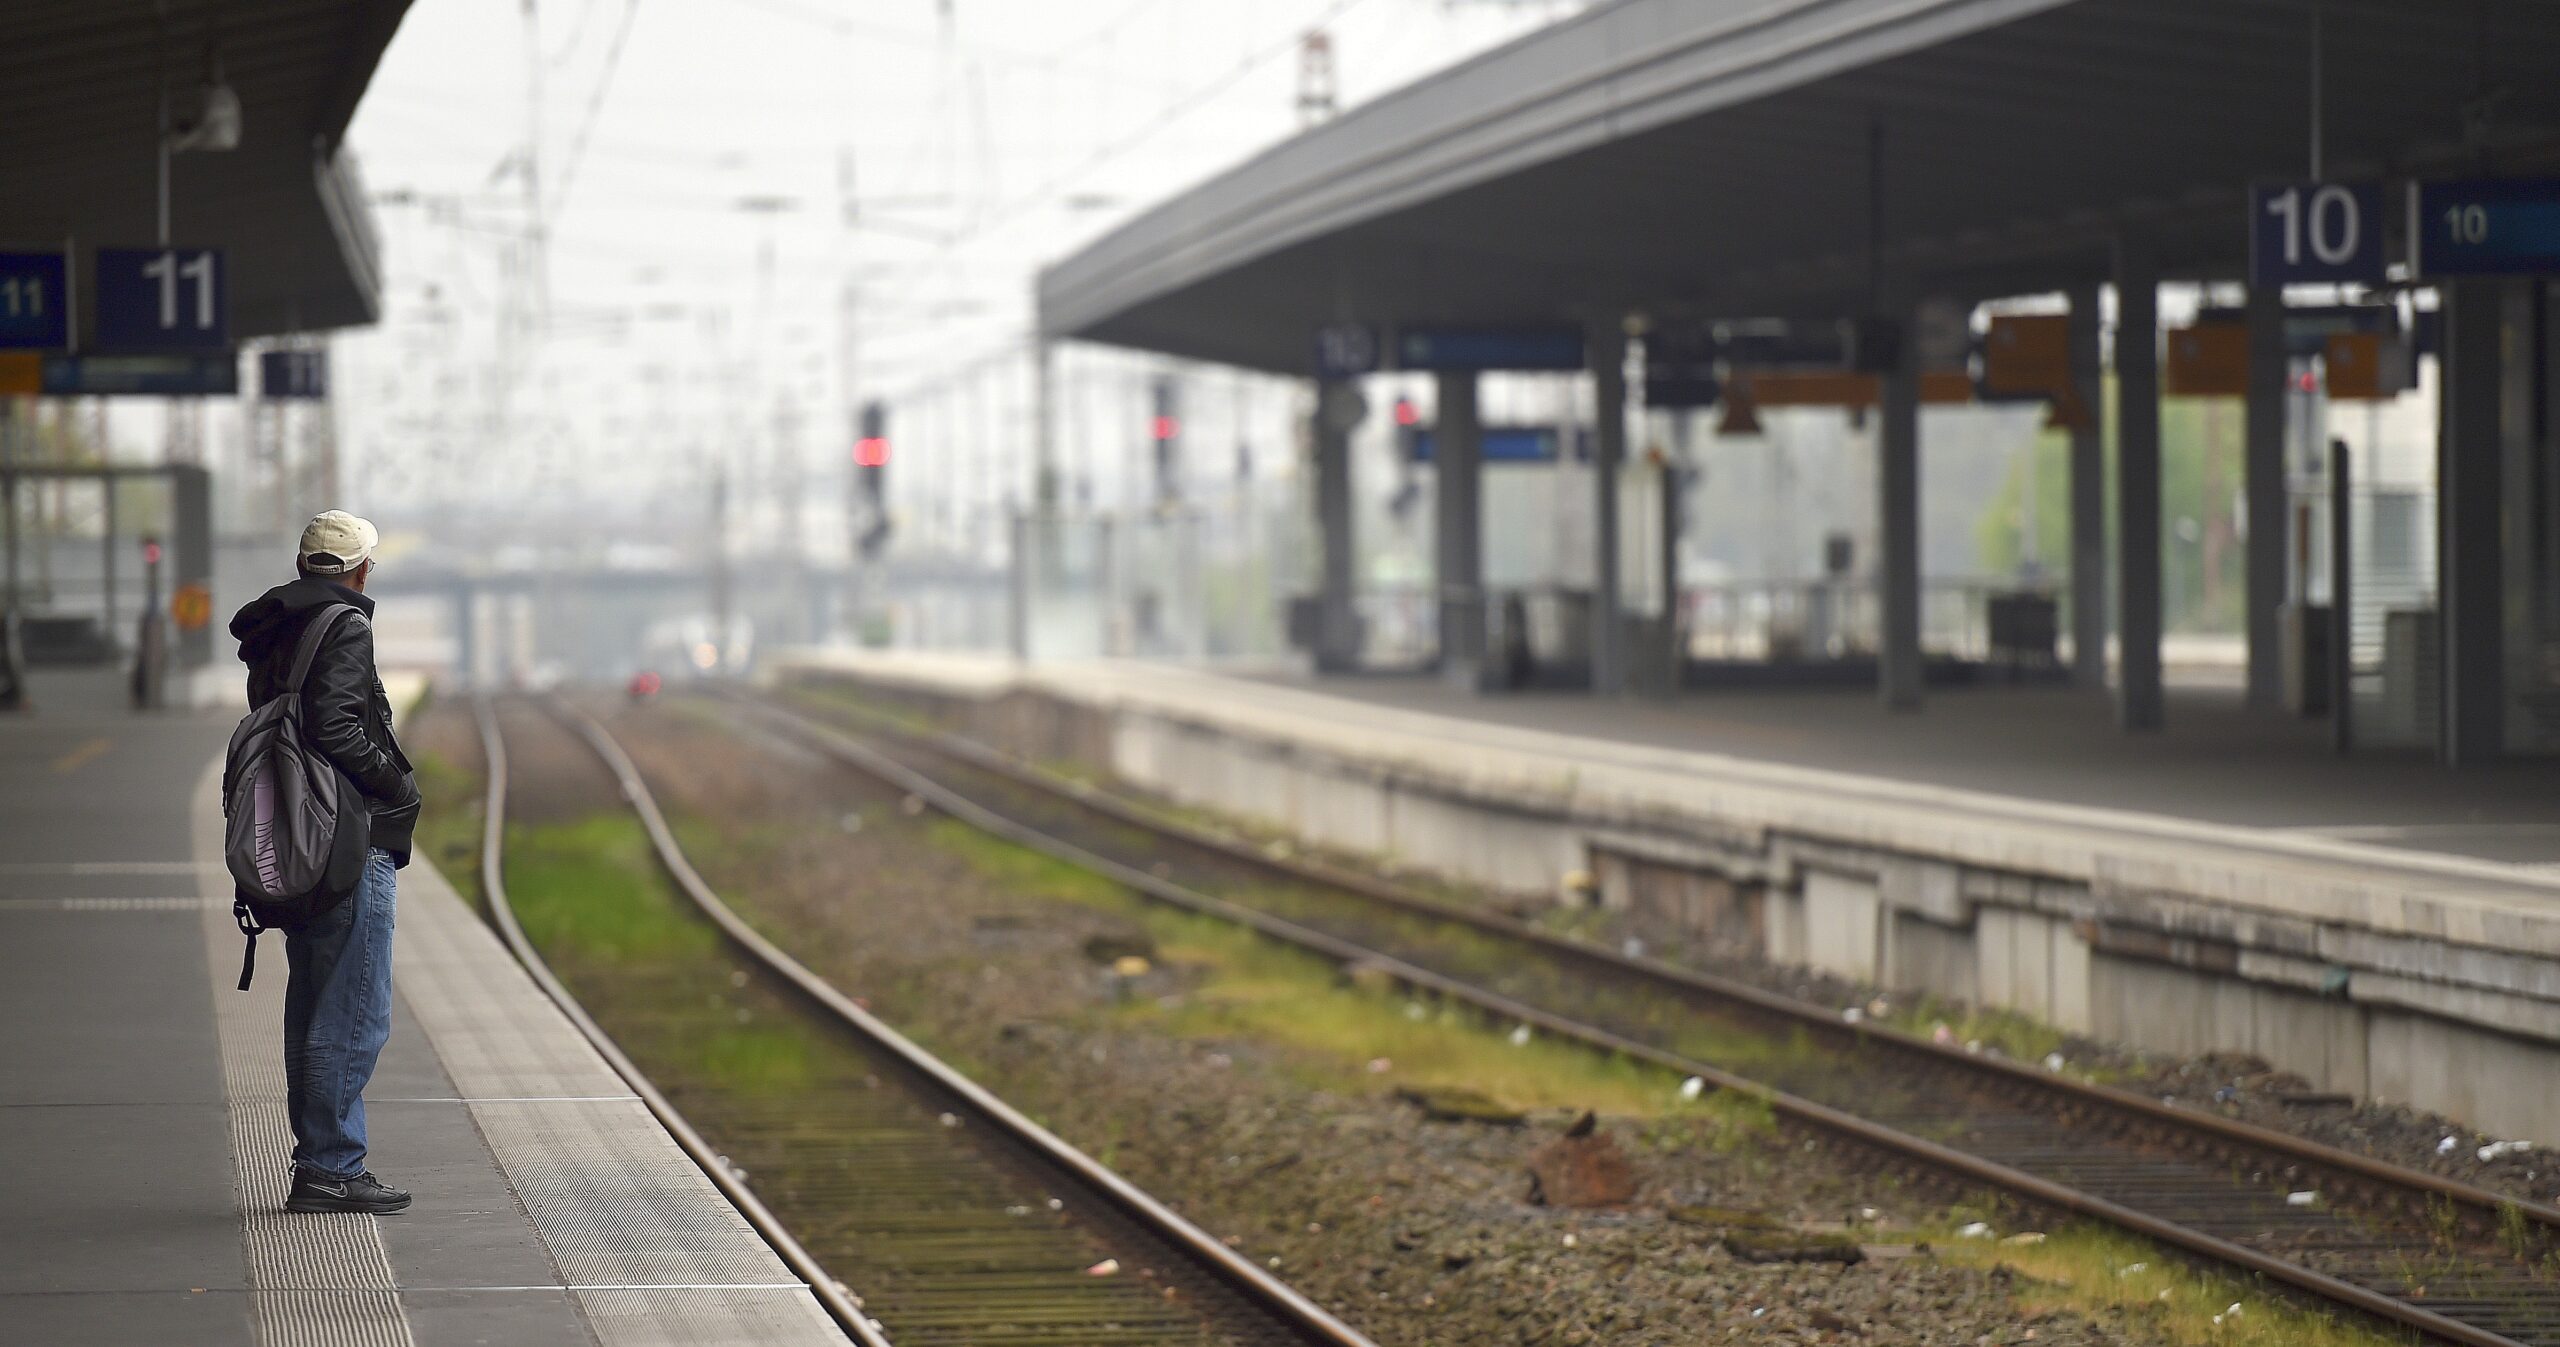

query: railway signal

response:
[1149,376,1180,508]
[854,400,892,557]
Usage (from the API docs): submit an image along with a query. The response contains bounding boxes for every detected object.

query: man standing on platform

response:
[228,511,418,1213]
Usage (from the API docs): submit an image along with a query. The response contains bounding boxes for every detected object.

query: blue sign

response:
[260,350,329,400]
[2411,178,2560,277]
[2250,182,2385,285]
[1643,319,1719,407]
[41,353,238,397]
[1408,426,1585,463]
[1313,323,1381,379]
[1643,374,1722,409]
[93,247,228,351]
[1395,325,1584,372]
[0,252,70,350]
[1719,325,1845,367]
[2193,302,2401,357]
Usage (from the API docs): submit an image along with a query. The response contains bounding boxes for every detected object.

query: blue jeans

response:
[283,849,397,1180]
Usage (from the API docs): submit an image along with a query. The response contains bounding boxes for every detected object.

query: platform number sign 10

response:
[93,247,229,351]
[1313,323,1381,379]
[0,252,72,350]
[2249,182,2384,286]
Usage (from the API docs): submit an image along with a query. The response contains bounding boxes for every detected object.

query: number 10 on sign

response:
[2250,182,2385,286]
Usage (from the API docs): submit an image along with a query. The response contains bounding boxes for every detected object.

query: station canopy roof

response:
[1039,0,2560,374]
[0,0,410,340]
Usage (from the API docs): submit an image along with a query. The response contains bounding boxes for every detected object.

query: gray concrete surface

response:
[1256,674,2560,865]
[0,672,247,1345]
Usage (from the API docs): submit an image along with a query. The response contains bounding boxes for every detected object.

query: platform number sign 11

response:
[2249,182,2384,286]
[93,247,229,351]
[0,252,71,350]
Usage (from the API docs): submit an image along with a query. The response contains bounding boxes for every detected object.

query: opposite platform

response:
[0,668,845,1347]
[778,650,2560,1150]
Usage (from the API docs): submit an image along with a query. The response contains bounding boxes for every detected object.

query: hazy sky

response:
[333,0,1588,518]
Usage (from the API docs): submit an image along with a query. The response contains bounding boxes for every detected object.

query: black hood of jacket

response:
[230,576,375,665]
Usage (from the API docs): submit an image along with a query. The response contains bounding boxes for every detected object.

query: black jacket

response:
[229,577,419,867]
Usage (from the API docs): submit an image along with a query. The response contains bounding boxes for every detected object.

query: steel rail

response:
[790,692,2560,1241]
[469,695,891,1347]
[739,692,2539,1347]
[550,697,1380,1347]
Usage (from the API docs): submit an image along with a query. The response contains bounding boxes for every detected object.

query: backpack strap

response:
[233,899,262,991]
[283,603,361,697]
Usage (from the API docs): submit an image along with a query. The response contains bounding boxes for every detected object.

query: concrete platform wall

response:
[785,660,2560,1146]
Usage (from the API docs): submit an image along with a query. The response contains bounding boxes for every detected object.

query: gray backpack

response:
[222,603,372,989]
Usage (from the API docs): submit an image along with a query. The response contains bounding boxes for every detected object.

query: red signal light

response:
[142,540,163,565]
[1393,396,1418,427]
[1151,415,1179,441]
[855,436,890,467]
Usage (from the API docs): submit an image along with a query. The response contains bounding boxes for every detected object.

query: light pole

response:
[732,194,798,660]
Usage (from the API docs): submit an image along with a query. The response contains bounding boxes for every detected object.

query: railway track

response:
[737,687,2560,1347]
[471,695,1376,1347]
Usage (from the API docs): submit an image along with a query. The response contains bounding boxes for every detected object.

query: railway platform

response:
[776,650,2560,1151]
[0,669,844,1346]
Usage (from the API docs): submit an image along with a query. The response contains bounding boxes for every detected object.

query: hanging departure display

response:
[2411,178,2560,277]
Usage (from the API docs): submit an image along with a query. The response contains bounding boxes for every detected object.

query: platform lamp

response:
[158,42,243,243]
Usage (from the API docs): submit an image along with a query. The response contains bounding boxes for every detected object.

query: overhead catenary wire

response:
[953,0,1388,240]
[854,0,1391,343]
[338,0,1575,534]
[547,0,608,66]
[547,0,645,226]
[725,0,1189,94]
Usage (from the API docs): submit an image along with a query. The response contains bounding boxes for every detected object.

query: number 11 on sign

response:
[141,251,215,330]
[0,252,72,351]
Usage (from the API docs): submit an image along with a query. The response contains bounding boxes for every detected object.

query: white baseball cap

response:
[298,511,379,575]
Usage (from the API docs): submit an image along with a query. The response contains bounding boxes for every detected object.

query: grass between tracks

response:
[410,748,824,1098]
[491,808,830,1098]
[922,817,1752,1126]
[1922,1217,2392,1347]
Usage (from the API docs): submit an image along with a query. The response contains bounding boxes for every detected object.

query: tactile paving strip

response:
[195,810,416,1347]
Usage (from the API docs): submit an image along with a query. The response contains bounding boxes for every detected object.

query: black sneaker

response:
[285,1169,411,1214]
